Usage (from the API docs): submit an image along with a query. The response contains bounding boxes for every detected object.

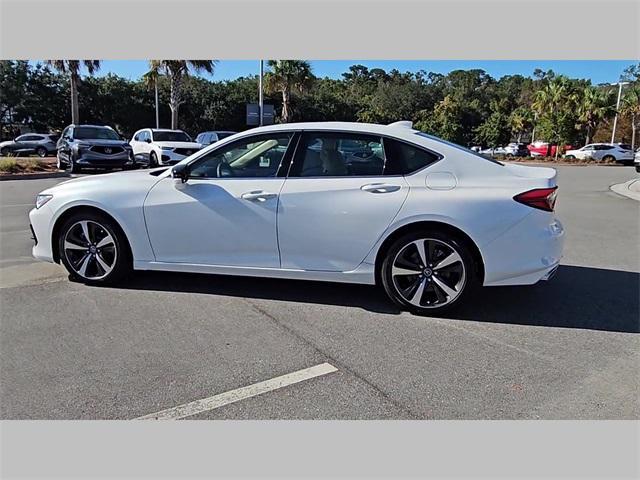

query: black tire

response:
[1,147,10,156]
[602,155,615,163]
[68,152,80,173]
[57,211,131,285]
[380,230,478,315]
[36,147,47,158]
[149,152,158,168]
[635,164,640,173]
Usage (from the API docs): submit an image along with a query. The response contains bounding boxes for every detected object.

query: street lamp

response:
[610,81,630,143]
[259,60,264,127]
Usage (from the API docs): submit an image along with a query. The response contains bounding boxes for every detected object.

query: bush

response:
[0,158,20,173]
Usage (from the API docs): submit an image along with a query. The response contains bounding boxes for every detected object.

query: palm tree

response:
[149,60,216,129]
[265,60,314,123]
[142,66,161,129]
[532,76,573,159]
[509,106,534,142]
[620,84,640,149]
[44,60,100,124]
[575,86,615,145]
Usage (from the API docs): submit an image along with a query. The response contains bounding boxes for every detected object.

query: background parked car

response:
[56,124,134,173]
[195,131,236,146]
[527,141,574,157]
[633,148,639,172]
[503,142,529,157]
[0,133,59,157]
[479,146,507,157]
[130,128,202,167]
[564,143,634,164]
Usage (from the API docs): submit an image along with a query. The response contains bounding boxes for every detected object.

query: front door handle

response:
[241,190,277,202]
[361,183,401,194]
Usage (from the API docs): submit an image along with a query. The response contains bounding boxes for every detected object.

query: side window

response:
[292,132,385,177]
[133,132,141,141]
[15,135,27,142]
[195,133,204,144]
[384,138,440,175]
[189,133,293,178]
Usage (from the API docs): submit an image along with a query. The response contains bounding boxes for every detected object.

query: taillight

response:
[514,187,558,212]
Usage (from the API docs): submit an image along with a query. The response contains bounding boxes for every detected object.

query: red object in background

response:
[527,142,573,157]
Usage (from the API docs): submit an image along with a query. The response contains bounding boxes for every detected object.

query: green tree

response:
[620,84,640,149]
[149,60,216,129]
[44,60,100,124]
[509,106,534,142]
[0,61,29,138]
[265,60,314,123]
[574,86,615,145]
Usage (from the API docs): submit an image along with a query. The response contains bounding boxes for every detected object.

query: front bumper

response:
[29,206,55,263]
[159,150,190,165]
[76,150,134,168]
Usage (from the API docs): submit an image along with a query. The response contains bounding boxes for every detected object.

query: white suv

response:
[564,143,634,164]
[130,129,202,167]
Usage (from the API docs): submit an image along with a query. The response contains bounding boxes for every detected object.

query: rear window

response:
[415,132,504,165]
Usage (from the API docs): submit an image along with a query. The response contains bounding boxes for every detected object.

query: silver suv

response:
[0,133,59,157]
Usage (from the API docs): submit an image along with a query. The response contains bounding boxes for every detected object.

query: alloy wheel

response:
[63,220,117,280]
[391,238,466,308]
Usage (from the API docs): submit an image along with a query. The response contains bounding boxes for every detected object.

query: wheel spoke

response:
[64,240,86,250]
[392,265,421,276]
[94,253,112,274]
[80,221,91,244]
[412,240,427,267]
[96,233,114,248]
[434,251,462,270]
[76,254,92,277]
[407,277,427,306]
[432,275,458,299]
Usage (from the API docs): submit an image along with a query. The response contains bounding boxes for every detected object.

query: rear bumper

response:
[481,212,565,287]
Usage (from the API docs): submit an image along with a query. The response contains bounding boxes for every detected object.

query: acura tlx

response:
[29,121,564,314]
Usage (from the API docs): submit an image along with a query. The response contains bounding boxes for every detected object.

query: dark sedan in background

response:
[0,133,59,157]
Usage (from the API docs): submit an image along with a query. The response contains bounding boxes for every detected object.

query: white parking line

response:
[136,362,338,420]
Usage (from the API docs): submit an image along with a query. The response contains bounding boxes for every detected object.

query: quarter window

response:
[292,132,385,177]
[189,133,293,178]
[384,138,441,174]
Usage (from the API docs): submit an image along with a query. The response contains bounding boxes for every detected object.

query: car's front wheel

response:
[58,211,131,285]
[36,147,47,157]
[380,231,477,314]
[149,151,159,168]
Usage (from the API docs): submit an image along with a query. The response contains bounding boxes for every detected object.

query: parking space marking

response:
[136,362,339,420]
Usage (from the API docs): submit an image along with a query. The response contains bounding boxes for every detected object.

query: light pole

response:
[154,79,160,129]
[610,81,629,143]
[259,60,264,126]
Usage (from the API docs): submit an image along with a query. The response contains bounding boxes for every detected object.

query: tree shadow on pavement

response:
[119,265,639,334]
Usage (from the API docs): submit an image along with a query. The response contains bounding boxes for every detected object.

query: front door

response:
[143,131,296,267]
[277,131,410,272]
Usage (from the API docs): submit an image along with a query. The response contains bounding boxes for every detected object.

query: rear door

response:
[277,131,409,272]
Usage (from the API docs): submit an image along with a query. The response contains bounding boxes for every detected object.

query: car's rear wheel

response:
[58,212,131,285]
[36,147,47,158]
[602,155,615,163]
[380,231,477,314]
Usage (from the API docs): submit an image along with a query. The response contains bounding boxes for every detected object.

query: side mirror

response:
[145,138,152,144]
[171,163,190,183]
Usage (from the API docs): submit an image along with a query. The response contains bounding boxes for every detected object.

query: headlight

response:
[161,146,174,151]
[35,194,53,209]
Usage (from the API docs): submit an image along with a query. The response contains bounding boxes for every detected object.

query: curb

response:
[0,171,70,181]
[610,179,640,202]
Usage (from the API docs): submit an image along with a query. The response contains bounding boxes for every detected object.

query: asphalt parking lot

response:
[0,166,638,420]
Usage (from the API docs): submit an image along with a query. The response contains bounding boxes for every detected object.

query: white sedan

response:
[29,121,564,314]
[130,128,202,167]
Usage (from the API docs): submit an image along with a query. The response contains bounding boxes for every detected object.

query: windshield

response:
[153,131,191,142]
[74,127,120,140]
[216,132,235,140]
[415,132,503,165]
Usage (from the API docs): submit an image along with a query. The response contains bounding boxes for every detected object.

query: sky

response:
[30,60,637,84]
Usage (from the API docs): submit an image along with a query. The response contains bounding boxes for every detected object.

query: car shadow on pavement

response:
[119,264,639,334]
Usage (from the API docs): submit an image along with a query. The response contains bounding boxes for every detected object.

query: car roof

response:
[70,124,114,129]
[238,121,423,138]
[150,128,185,133]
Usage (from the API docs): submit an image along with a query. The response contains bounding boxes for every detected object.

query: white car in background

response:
[130,128,202,167]
[564,143,634,164]
[29,121,564,314]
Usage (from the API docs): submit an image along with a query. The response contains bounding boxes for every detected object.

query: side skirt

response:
[133,260,376,285]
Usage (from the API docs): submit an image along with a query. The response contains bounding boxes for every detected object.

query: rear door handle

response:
[361,183,401,194]
[241,190,277,202]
